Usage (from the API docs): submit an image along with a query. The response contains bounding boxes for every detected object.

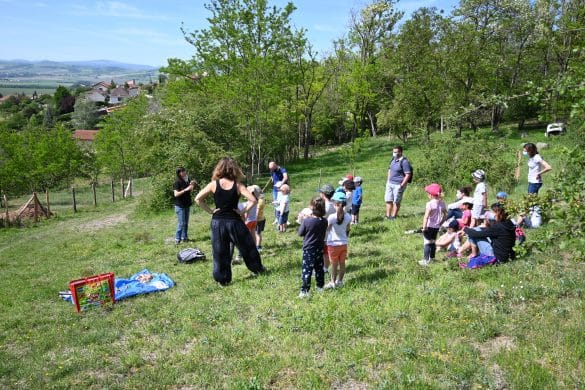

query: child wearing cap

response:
[298,196,329,298]
[436,219,461,253]
[471,169,487,228]
[419,183,447,266]
[274,184,291,232]
[351,177,363,224]
[325,191,351,288]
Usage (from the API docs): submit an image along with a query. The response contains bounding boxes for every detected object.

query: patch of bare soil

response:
[77,213,128,231]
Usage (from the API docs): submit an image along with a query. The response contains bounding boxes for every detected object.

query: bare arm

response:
[195,182,216,215]
[538,159,552,177]
[174,183,193,198]
[482,191,487,208]
[238,183,257,214]
[400,173,412,187]
[422,207,430,230]
[282,172,289,184]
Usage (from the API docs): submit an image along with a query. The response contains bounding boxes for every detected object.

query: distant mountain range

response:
[2,59,158,71]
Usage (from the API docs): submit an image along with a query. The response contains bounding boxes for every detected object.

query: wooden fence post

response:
[33,192,39,222]
[92,182,97,207]
[120,178,125,199]
[45,189,51,216]
[72,187,77,213]
[129,178,133,197]
[111,180,115,202]
[3,194,8,222]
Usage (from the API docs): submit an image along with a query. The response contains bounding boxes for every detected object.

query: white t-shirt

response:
[345,190,353,212]
[326,213,351,246]
[277,193,290,213]
[527,154,543,183]
[238,202,257,223]
[473,182,486,206]
[324,200,335,218]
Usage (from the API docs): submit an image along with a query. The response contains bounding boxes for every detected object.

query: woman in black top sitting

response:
[464,203,516,264]
[173,167,196,245]
[195,157,266,285]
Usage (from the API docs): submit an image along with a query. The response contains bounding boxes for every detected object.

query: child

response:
[252,185,266,252]
[419,183,447,266]
[351,176,363,224]
[274,184,290,232]
[470,169,487,228]
[455,212,496,259]
[446,186,474,220]
[458,202,473,229]
[325,192,351,288]
[233,186,259,264]
[338,176,355,214]
[298,197,329,298]
[319,184,336,272]
[496,191,508,204]
[437,219,461,253]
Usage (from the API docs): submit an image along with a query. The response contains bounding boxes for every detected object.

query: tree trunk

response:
[303,115,312,160]
[491,105,503,133]
[367,111,377,137]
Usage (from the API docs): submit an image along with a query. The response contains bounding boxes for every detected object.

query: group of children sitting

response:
[418,169,540,268]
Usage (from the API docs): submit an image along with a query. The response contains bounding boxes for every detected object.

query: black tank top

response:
[212,179,240,220]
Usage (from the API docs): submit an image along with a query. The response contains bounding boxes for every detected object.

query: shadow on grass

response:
[350,267,398,286]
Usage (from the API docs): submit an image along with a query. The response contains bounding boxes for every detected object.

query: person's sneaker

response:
[323,266,329,273]
[175,239,181,245]
[418,258,432,267]
[335,280,344,288]
[298,291,310,298]
[315,287,324,293]
[232,257,243,265]
[324,281,336,289]
[386,216,395,221]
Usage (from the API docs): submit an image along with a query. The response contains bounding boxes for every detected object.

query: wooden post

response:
[318,168,322,190]
[129,178,133,197]
[72,187,77,213]
[3,194,8,222]
[92,182,97,207]
[111,180,115,202]
[120,178,125,199]
[45,189,51,216]
[440,116,444,134]
[33,192,39,222]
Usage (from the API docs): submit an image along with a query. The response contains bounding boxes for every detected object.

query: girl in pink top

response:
[419,183,447,266]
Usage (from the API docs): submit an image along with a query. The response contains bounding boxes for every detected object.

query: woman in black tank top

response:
[196,158,266,285]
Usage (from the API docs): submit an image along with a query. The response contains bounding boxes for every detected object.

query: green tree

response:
[72,99,99,129]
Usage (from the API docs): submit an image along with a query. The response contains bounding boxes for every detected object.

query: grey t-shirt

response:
[388,157,412,185]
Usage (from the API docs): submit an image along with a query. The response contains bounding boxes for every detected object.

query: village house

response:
[72,129,99,147]
[92,81,110,93]
[84,90,107,103]
[109,87,129,104]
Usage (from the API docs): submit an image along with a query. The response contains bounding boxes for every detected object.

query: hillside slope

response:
[0,131,583,388]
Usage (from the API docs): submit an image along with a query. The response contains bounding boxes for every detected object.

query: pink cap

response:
[424,183,442,196]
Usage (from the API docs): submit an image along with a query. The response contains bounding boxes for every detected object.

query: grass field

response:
[0,128,583,388]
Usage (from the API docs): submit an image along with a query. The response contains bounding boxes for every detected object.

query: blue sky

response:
[0,0,459,67]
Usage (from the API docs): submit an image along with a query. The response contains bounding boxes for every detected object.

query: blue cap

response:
[331,192,347,203]
[496,191,508,199]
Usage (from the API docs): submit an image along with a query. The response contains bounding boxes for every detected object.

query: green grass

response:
[0,127,583,388]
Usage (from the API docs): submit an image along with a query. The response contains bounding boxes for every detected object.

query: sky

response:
[0,0,460,67]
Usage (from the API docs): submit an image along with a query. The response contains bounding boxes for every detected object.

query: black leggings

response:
[210,218,264,284]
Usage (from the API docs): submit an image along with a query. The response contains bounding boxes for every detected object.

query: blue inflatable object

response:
[63,269,175,304]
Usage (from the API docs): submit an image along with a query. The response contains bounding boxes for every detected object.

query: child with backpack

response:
[419,183,447,267]
[298,197,329,298]
[325,192,351,288]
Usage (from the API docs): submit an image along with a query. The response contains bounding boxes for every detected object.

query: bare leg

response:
[330,261,338,284]
[337,261,345,282]
[392,203,401,218]
[385,202,393,218]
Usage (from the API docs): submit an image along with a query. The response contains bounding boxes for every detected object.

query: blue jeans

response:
[528,183,542,194]
[175,206,190,241]
[467,227,494,257]
[447,208,463,220]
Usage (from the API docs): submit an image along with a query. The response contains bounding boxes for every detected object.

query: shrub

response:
[416,138,516,192]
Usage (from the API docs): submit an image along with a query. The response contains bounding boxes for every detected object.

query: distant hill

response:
[0,59,159,95]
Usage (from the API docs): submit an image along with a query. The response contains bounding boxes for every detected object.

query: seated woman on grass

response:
[463,203,516,264]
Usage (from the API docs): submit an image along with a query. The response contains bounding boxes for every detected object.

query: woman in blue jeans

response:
[195,158,266,285]
[523,143,552,194]
[173,167,195,245]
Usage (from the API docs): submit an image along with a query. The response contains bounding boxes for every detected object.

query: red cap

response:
[424,183,442,196]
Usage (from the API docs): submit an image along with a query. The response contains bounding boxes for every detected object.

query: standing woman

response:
[523,143,552,194]
[195,157,266,285]
[173,167,195,245]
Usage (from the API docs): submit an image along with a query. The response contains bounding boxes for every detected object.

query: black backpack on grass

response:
[177,248,206,263]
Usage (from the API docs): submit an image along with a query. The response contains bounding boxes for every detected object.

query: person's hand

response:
[536,173,541,181]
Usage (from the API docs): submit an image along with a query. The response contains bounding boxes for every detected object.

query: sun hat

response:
[318,184,335,197]
[496,191,508,199]
[424,183,442,196]
[472,169,486,180]
[331,192,347,203]
[354,176,363,183]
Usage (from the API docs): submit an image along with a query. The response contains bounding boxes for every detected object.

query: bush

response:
[139,175,176,213]
[416,138,516,192]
